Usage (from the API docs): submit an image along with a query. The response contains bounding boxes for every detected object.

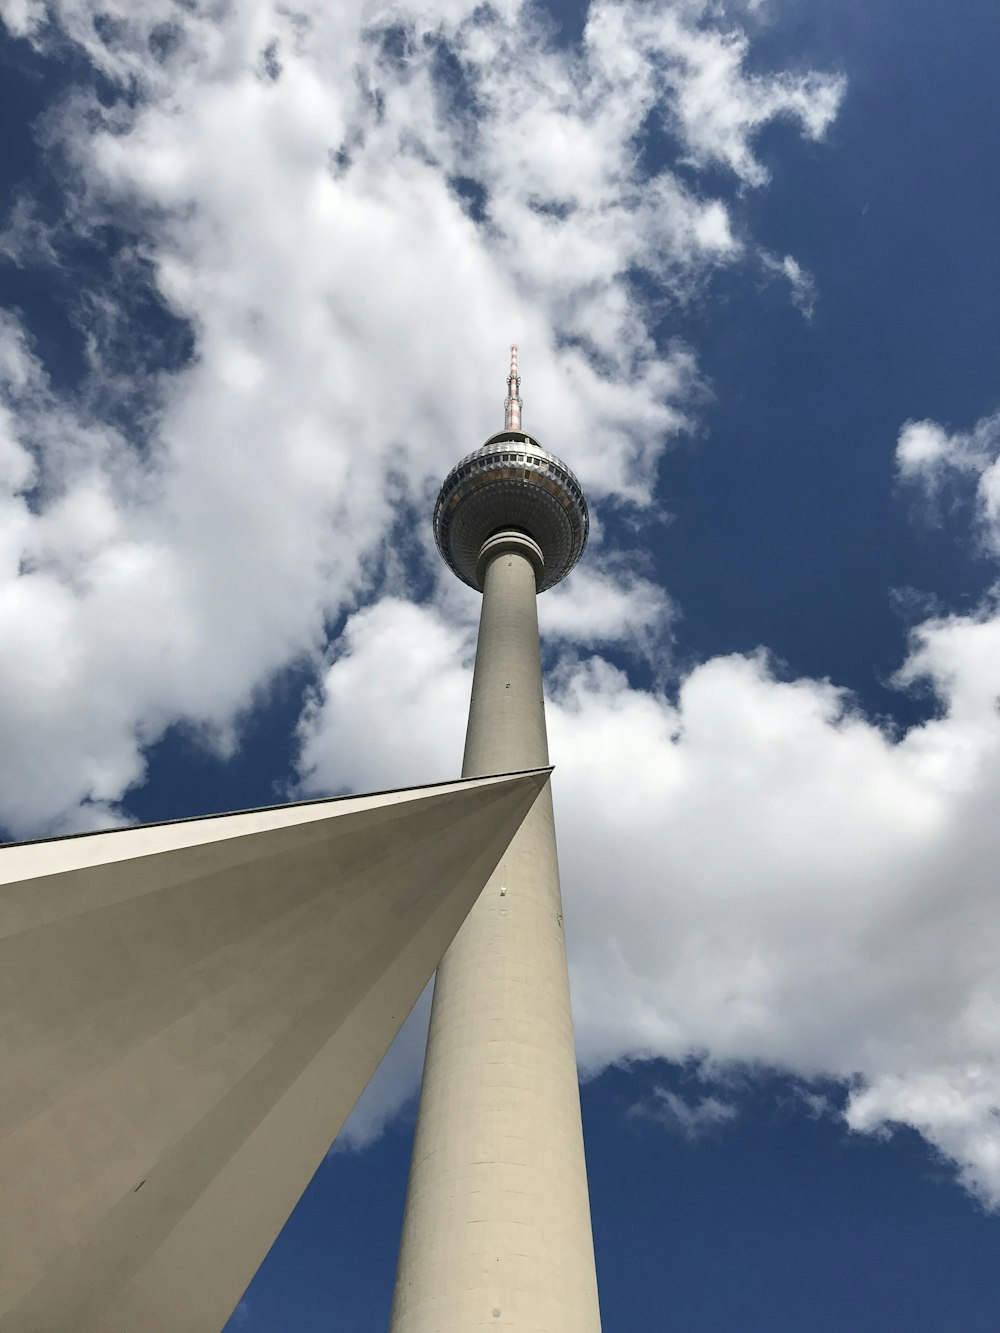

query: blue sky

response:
[2,1,999,1329]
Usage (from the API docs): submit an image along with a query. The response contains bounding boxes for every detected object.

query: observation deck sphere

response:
[433,430,589,593]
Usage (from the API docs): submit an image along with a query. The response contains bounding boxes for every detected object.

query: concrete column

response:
[389,534,602,1332]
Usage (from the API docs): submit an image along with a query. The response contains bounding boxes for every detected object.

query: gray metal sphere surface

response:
[434,429,589,593]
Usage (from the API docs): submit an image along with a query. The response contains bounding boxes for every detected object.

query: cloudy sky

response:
[2,0,999,1328]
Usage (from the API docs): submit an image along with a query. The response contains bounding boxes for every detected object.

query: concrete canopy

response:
[0,768,551,1333]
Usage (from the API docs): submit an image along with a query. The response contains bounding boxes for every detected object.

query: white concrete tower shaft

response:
[390,362,601,1331]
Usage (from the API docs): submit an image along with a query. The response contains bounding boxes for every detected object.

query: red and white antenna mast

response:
[504,344,523,432]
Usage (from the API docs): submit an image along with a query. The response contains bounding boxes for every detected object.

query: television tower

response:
[389,350,601,1330]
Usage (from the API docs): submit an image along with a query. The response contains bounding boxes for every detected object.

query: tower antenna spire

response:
[504,343,523,431]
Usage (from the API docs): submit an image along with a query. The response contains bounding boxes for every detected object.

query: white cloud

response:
[629,1086,738,1139]
[0,0,843,834]
[760,250,817,318]
[898,411,1000,553]
[847,1068,1000,1203]
[539,559,675,662]
[0,197,59,266]
[296,598,469,797]
[295,584,1000,1208]
[585,4,845,187]
[0,0,45,38]
[897,419,954,473]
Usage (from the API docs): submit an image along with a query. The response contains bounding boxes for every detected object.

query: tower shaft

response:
[389,536,601,1332]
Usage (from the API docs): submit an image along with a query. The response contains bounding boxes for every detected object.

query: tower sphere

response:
[433,351,589,593]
